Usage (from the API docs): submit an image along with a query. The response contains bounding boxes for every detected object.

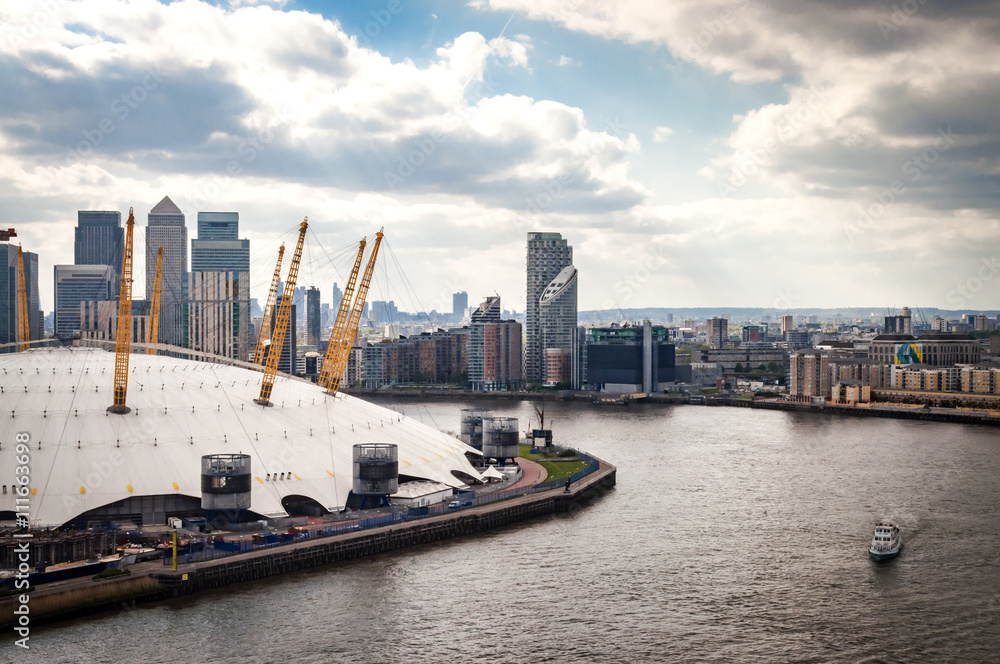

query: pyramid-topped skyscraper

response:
[147,195,187,346]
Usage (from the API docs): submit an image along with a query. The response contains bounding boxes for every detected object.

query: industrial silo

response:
[460,408,492,449]
[352,443,399,508]
[482,417,519,465]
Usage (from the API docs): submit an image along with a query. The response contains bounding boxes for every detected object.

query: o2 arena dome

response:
[0,347,483,528]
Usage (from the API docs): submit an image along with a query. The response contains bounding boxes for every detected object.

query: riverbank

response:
[0,456,615,630]
[350,387,1000,427]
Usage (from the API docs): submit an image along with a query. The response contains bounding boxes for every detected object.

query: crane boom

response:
[256,220,308,406]
[16,245,29,352]
[318,238,366,389]
[147,246,163,355]
[253,244,285,365]
[325,228,383,394]
[109,208,135,414]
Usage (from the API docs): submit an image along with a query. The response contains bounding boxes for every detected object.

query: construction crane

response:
[317,237,367,389]
[109,208,136,414]
[324,228,384,394]
[146,246,163,355]
[256,220,308,406]
[253,244,285,365]
[1,228,16,241]
[16,245,29,352]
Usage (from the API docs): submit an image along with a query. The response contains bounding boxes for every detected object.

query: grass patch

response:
[537,459,590,482]
[92,568,131,581]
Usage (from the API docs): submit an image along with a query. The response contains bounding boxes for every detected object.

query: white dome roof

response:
[0,347,481,527]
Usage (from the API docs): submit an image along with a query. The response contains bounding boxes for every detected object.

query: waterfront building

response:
[790,350,831,400]
[708,317,728,349]
[584,321,680,393]
[694,347,787,373]
[53,265,113,340]
[832,379,871,404]
[0,244,41,346]
[868,333,980,366]
[539,264,579,387]
[0,346,481,528]
[75,210,122,295]
[525,232,573,383]
[147,196,188,346]
[468,296,522,391]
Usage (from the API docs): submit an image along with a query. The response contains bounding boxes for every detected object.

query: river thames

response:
[21,401,1000,663]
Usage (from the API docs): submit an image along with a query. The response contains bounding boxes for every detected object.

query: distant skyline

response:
[1,0,998,312]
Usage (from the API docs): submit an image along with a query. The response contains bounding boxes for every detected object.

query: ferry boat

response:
[869,522,902,561]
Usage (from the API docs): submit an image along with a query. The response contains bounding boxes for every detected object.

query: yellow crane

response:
[317,237,366,389]
[147,246,163,355]
[256,220,307,406]
[109,208,136,414]
[324,228,383,394]
[16,244,29,352]
[253,244,285,365]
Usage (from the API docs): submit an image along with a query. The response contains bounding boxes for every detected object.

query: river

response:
[19,401,1000,663]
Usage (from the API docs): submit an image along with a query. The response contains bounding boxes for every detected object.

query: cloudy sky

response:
[2,0,999,314]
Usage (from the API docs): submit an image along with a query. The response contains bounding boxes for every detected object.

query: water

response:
[16,402,1000,663]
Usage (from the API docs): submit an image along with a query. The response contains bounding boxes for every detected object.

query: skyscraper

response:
[75,210,122,295]
[1,245,41,346]
[452,291,468,321]
[708,317,728,349]
[332,282,343,312]
[525,232,573,383]
[147,196,187,346]
[306,286,320,346]
[188,211,250,358]
[269,295,297,374]
[539,265,578,387]
[54,265,113,339]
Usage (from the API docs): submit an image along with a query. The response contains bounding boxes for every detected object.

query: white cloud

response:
[652,126,673,142]
[557,55,577,66]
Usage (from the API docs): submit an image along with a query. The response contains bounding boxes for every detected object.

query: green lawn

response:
[517,445,590,482]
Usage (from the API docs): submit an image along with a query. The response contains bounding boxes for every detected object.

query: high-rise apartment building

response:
[54,265,113,339]
[708,317,728,349]
[525,232,573,383]
[75,210,122,295]
[468,296,522,391]
[1,245,41,345]
[306,287,321,345]
[539,265,579,387]
[147,196,188,346]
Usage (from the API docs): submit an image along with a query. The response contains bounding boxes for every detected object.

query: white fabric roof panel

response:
[0,348,482,527]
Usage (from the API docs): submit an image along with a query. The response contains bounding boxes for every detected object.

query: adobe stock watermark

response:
[12,431,33,649]
[354,0,404,48]
[63,66,166,168]
[5,0,62,49]
[181,107,296,209]
[947,256,998,308]
[599,244,669,312]
[878,0,929,40]
[717,86,830,197]
[383,74,500,190]
[672,0,752,72]
[844,126,955,242]
[512,116,630,234]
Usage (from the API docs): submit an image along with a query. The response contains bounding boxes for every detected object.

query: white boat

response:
[869,522,902,561]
